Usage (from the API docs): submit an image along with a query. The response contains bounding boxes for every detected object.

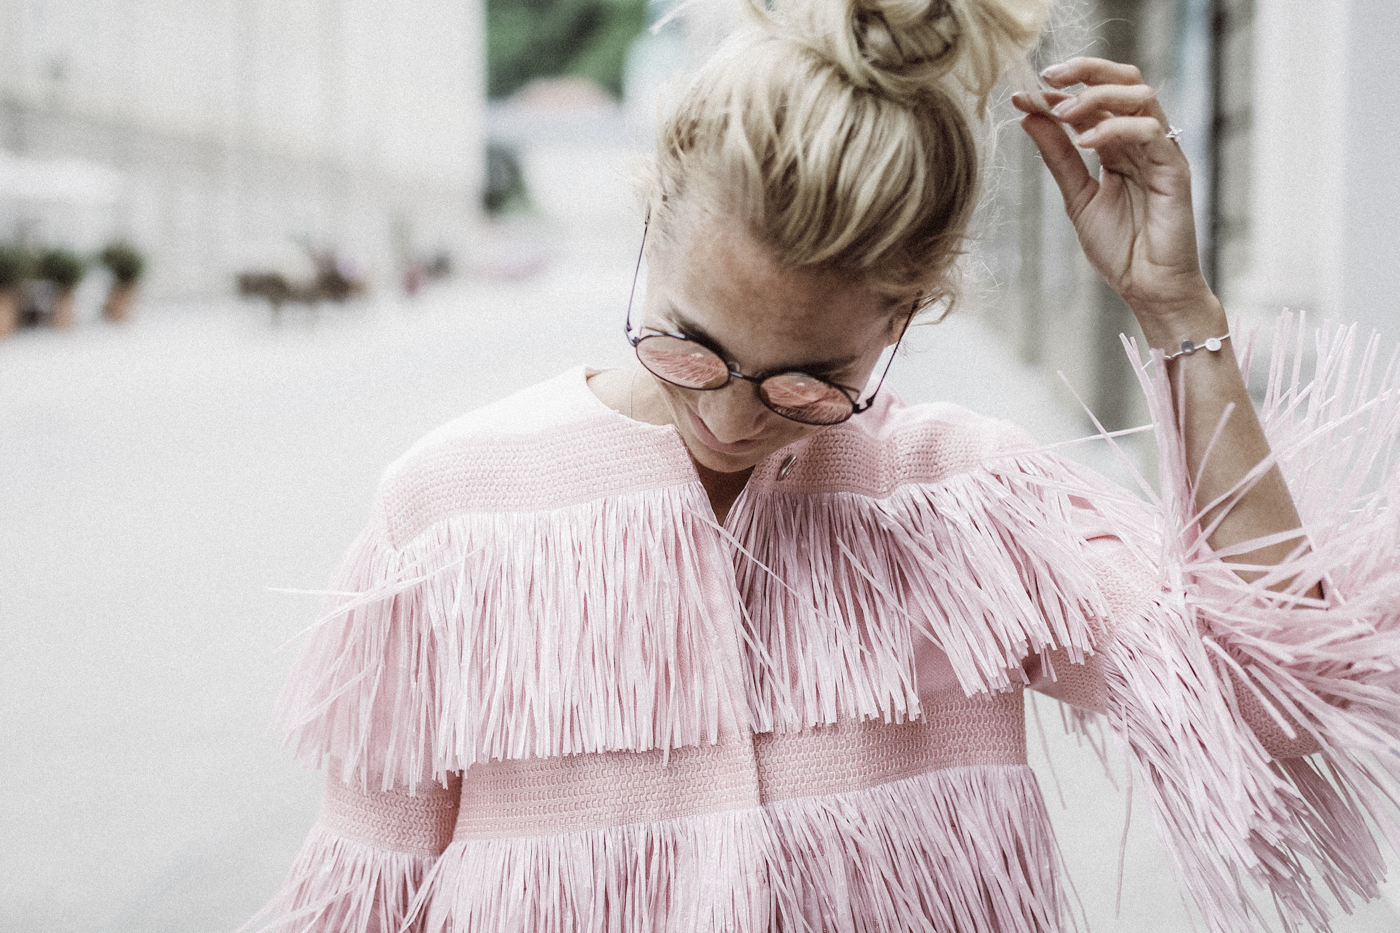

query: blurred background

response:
[3,0,1399,930]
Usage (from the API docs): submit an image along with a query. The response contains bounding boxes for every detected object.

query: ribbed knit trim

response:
[747,398,1030,498]
[453,691,1026,840]
[454,739,762,840]
[321,772,461,857]
[756,691,1026,801]
[380,414,697,544]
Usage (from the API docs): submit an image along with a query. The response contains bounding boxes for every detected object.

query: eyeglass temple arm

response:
[624,212,650,341]
[851,301,917,413]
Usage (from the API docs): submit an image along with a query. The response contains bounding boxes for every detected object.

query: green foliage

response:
[488,0,649,100]
[0,243,32,289]
[36,247,86,289]
[100,241,146,284]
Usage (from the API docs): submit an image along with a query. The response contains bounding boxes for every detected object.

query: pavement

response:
[4,209,1399,932]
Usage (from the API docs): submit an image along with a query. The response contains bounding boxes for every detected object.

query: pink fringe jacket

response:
[249,318,1400,933]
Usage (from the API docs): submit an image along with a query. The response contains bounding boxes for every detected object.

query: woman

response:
[250,0,1400,930]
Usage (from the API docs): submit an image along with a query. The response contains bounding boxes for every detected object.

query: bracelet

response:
[1161,332,1230,361]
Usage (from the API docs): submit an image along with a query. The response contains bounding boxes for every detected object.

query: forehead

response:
[647,212,893,359]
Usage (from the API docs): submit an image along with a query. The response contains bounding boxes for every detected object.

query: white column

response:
[1340,0,1400,336]
[1247,0,1350,322]
[1251,0,1400,343]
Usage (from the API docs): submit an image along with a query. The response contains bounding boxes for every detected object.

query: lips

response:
[687,410,761,455]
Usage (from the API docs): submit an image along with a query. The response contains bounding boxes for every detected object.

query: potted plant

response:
[36,246,86,329]
[0,243,29,338]
[99,241,146,322]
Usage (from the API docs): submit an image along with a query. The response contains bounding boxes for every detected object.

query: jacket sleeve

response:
[272,503,449,794]
[242,767,460,933]
[247,465,463,932]
[1027,315,1400,933]
[1027,538,1325,760]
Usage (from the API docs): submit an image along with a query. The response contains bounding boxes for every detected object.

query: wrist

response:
[1132,292,1228,353]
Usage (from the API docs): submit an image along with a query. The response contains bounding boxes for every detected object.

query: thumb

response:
[1021,113,1096,220]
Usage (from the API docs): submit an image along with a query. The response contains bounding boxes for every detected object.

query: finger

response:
[1011,90,1072,114]
[1041,57,1145,89]
[1021,113,1097,218]
[1051,84,1167,127]
[1075,114,1176,158]
[1046,103,1121,136]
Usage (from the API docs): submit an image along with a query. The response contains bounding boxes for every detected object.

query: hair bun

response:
[851,0,962,78]
[762,0,1047,108]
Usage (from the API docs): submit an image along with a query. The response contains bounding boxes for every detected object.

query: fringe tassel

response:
[420,809,774,933]
[727,452,1119,729]
[238,823,437,933]
[1094,314,1400,933]
[278,427,1137,788]
[764,764,1077,933]
[417,765,1071,933]
[275,486,751,791]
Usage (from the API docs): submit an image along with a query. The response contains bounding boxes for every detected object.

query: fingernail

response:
[1076,128,1098,146]
[1051,97,1077,117]
[1040,64,1069,82]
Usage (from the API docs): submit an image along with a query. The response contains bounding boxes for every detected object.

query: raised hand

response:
[1014,57,1318,587]
[1013,56,1220,341]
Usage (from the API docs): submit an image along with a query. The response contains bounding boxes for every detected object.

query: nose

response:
[695,380,770,443]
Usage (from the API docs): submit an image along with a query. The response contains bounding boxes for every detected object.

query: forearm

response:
[1135,293,1310,579]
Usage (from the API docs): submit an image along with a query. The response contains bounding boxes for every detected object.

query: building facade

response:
[0,0,485,301]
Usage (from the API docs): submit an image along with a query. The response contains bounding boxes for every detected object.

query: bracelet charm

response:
[1162,333,1229,361]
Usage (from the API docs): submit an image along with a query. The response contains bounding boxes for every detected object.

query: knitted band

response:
[454,690,1027,839]
[321,773,463,857]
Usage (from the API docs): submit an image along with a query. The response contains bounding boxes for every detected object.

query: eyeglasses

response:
[623,217,914,427]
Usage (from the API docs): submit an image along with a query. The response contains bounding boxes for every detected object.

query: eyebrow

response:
[660,306,864,377]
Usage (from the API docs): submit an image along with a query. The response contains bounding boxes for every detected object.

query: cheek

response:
[654,381,695,418]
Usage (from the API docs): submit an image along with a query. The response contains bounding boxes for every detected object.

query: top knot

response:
[853,0,961,77]
[751,0,1047,109]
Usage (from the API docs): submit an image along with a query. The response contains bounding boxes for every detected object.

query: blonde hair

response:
[647,0,1049,313]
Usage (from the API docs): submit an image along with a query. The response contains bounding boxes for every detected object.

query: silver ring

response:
[1165,125,1184,142]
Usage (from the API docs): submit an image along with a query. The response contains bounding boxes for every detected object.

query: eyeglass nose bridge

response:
[711,367,775,413]
[723,364,763,387]
[702,368,794,430]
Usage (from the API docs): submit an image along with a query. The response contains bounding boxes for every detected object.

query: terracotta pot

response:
[0,289,18,338]
[103,282,137,322]
[49,287,77,330]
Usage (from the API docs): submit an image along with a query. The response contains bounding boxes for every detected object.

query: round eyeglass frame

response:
[622,215,915,427]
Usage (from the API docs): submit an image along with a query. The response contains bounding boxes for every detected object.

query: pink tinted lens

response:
[761,373,852,425]
[637,336,729,388]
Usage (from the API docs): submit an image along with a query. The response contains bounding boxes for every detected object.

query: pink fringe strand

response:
[419,764,1074,933]
[1085,314,1400,933]
[238,823,438,933]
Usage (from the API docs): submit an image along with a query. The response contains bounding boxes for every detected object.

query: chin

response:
[656,388,811,473]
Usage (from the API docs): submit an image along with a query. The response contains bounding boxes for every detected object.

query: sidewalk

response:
[4,212,1397,931]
